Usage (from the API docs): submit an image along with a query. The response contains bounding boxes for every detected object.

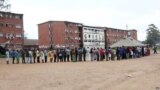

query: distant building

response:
[0,11,24,48]
[38,21,82,48]
[38,20,137,49]
[23,39,38,49]
[105,28,137,47]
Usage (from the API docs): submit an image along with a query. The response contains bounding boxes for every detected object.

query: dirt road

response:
[0,53,160,90]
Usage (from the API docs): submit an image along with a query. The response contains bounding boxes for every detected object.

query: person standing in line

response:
[99,48,105,61]
[93,48,97,61]
[90,48,94,61]
[58,49,63,62]
[71,48,76,62]
[11,50,16,64]
[44,50,48,63]
[96,48,100,61]
[56,49,60,62]
[141,47,144,57]
[25,49,30,64]
[66,47,70,62]
[15,50,20,64]
[108,49,112,61]
[29,50,33,63]
[32,49,36,63]
[75,47,78,62]
[53,49,57,62]
[116,47,119,60]
[48,50,53,62]
[36,50,40,63]
[40,50,45,63]
[62,49,66,62]
[78,47,83,62]
[82,47,87,62]
[5,49,10,64]
[105,47,109,61]
[21,49,26,64]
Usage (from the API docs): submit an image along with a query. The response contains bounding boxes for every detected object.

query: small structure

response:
[23,39,38,49]
[110,37,145,48]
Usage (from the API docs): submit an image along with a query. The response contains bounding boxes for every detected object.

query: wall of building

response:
[38,21,82,48]
[105,28,137,46]
[38,21,138,49]
[0,11,24,48]
[38,22,50,48]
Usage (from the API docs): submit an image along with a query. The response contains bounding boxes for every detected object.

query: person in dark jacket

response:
[83,47,87,61]
[21,49,26,64]
[32,49,36,63]
[11,50,16,64]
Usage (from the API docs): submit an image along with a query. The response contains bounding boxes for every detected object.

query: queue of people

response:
[5,46,153,64]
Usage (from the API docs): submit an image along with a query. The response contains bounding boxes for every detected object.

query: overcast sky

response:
[10,0,160,41]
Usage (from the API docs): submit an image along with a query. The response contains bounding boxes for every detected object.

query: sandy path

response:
[0,53,160,90]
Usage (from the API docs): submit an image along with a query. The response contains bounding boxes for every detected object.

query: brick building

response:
[0,11,24,48]
[38,21,82,48]
[105,27,137,47]
[38,20,137,49]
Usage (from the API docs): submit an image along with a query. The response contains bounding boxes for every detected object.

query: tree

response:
[146,24,160,46]
[0,0,10,11]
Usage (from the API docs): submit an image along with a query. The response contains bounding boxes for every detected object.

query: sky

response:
[10,0,160,41]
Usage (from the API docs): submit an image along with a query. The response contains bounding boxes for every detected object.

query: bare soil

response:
[0,52,160,90]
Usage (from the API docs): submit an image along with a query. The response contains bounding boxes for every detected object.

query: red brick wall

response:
[38,21,81,48]
[0,12,24,47]
[38,22,50,46]
[105,28,137,46]
[130,29,137,40]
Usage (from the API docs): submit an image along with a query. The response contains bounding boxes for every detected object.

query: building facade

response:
[105,28,137,47]
[23,39,38,49]
[38,20,138,49]
[38,21,82,48]
[82,26,105,50]
[0,11,24,48]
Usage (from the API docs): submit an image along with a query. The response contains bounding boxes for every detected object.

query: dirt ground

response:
[0,52,160,90]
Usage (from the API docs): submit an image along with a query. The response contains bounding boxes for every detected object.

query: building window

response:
[5,14,9,18]
[0,13,3,17]
[6,33,14,39]
[16,34,22,38]
[75,30,78,33]
[84,28,87,30]
[15,24,22,29]
[6,23,13,28]
[15,15,21,19]
[0,33,3,37]
[0,23,3,27]
[88,35,90,38]
[9,14,12,18]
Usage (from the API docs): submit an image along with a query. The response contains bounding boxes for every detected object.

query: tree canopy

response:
[146,24,160,46]
[0,0,10,11]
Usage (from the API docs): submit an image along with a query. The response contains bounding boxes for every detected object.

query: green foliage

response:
[0,52,5,58]
[146,24,160,46]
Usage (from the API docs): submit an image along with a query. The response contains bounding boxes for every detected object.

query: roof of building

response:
[105,27,137,31]
[110,37,145,48]
[0,11,23,15]
[24,39,38,45]
[38,20,83,25]
[83,25,106,29]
